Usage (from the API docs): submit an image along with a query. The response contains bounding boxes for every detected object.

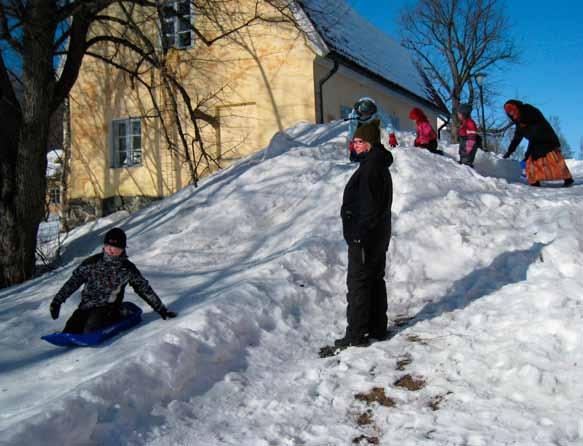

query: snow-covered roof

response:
[297,0,436,107]
[46,149,63,177]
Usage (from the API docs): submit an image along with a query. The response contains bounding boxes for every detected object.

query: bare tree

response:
[548,115,573,159]
[0,0,296,288]
[399,0,518,139]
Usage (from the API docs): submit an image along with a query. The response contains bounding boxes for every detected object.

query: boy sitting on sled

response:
[50,227,176,334]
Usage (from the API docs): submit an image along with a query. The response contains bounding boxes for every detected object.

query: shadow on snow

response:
[389,242,546,337]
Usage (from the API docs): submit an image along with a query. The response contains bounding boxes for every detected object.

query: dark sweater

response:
[341,144,393,245]
[506,103,560,160]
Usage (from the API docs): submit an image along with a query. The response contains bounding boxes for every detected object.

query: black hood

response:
[360,143,393,168]
[504,99,523,107]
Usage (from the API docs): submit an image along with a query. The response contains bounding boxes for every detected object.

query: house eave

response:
[290,1,330,57]
[326,52,447,116]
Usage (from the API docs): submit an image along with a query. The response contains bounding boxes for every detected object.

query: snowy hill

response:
[2,122,583,445]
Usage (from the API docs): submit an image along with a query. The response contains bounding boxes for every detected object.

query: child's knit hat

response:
[353,119,380,145]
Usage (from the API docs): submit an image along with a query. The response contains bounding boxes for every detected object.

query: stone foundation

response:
[64,195,161,229]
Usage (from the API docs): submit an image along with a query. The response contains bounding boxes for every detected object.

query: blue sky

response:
[348,0,583,157]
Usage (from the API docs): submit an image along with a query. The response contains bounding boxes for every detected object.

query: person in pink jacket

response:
[408,108,443,155]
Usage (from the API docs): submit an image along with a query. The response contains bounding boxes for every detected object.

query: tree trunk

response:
[0,0,56,288]
[451,96,461,143]
[0,151,24,286]
[61,96,73,232]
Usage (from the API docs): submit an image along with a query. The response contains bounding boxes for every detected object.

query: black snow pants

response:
[419,140,444,155]
[345,237,389,341]
[458,136,481,166]
[63,304,122,334]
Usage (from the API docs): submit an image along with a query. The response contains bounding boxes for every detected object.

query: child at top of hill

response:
[50,227,176,334]
[457,103,481,167]
[408,107,443,155]
[347,97,398,161]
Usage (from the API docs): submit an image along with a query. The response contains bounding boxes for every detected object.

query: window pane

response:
[162,5,175,19]
[178,32,191,48]
[132,135,141,151]
[131,119,141,135]
[178,1,190,16]
[162,20,174,36]
[164,34,175,49]
[133,148,142,164]
[118,136,126,152]
[178,16,190,32]
[117,121,127,137]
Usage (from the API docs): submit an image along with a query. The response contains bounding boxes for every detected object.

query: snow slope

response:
[1,122,583,446]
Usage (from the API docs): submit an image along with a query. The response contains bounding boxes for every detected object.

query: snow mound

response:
[2,121,583,445]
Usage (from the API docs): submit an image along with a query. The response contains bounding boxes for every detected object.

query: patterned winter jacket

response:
[53,252,166,313]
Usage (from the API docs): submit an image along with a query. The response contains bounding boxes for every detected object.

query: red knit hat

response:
[409,107,427,122]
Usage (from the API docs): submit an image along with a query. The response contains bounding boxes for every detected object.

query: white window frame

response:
[111,117,142,168]
[162,0,194,50]
[49,187,61,205]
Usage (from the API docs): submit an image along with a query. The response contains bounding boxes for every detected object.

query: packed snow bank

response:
[2,121,583,445]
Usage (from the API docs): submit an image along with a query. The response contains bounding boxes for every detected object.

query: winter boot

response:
[334,336,369,348]
[368,330,389,342]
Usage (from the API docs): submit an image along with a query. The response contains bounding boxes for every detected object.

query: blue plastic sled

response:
[41,302,143,347]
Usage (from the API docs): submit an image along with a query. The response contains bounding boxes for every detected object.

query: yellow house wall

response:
[69,58,183,201]
[68,9,318,205]
[68,3,440,213]
[314,58,440,133]
[171,20,318,169]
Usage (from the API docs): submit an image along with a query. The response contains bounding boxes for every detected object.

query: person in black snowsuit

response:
[335,120,393,348]
[50,228,176,334]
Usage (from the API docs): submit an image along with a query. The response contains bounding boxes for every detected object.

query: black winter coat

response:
[506,103,560,160]
[53,252,166,313]
[341,144,393,245]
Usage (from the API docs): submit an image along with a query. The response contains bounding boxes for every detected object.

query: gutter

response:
[328,52,444,116]
[317,59,339,124]
[438,116,450,140]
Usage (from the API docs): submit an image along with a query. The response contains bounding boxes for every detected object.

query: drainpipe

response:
[438,116,450,140]
[317,59,339,124]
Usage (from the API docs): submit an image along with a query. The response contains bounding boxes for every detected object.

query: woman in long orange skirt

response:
[503,99,574,187]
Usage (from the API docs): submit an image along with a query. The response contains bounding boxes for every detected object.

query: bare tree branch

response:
[399,0,518,137]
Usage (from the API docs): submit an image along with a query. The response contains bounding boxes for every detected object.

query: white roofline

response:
[289,1,329,57]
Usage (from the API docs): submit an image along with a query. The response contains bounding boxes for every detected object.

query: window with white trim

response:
[111,118,142,168]
[49,187,60,204]
[162,1,193,50]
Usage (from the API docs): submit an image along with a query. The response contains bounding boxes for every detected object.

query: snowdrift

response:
[2,121,583,445]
